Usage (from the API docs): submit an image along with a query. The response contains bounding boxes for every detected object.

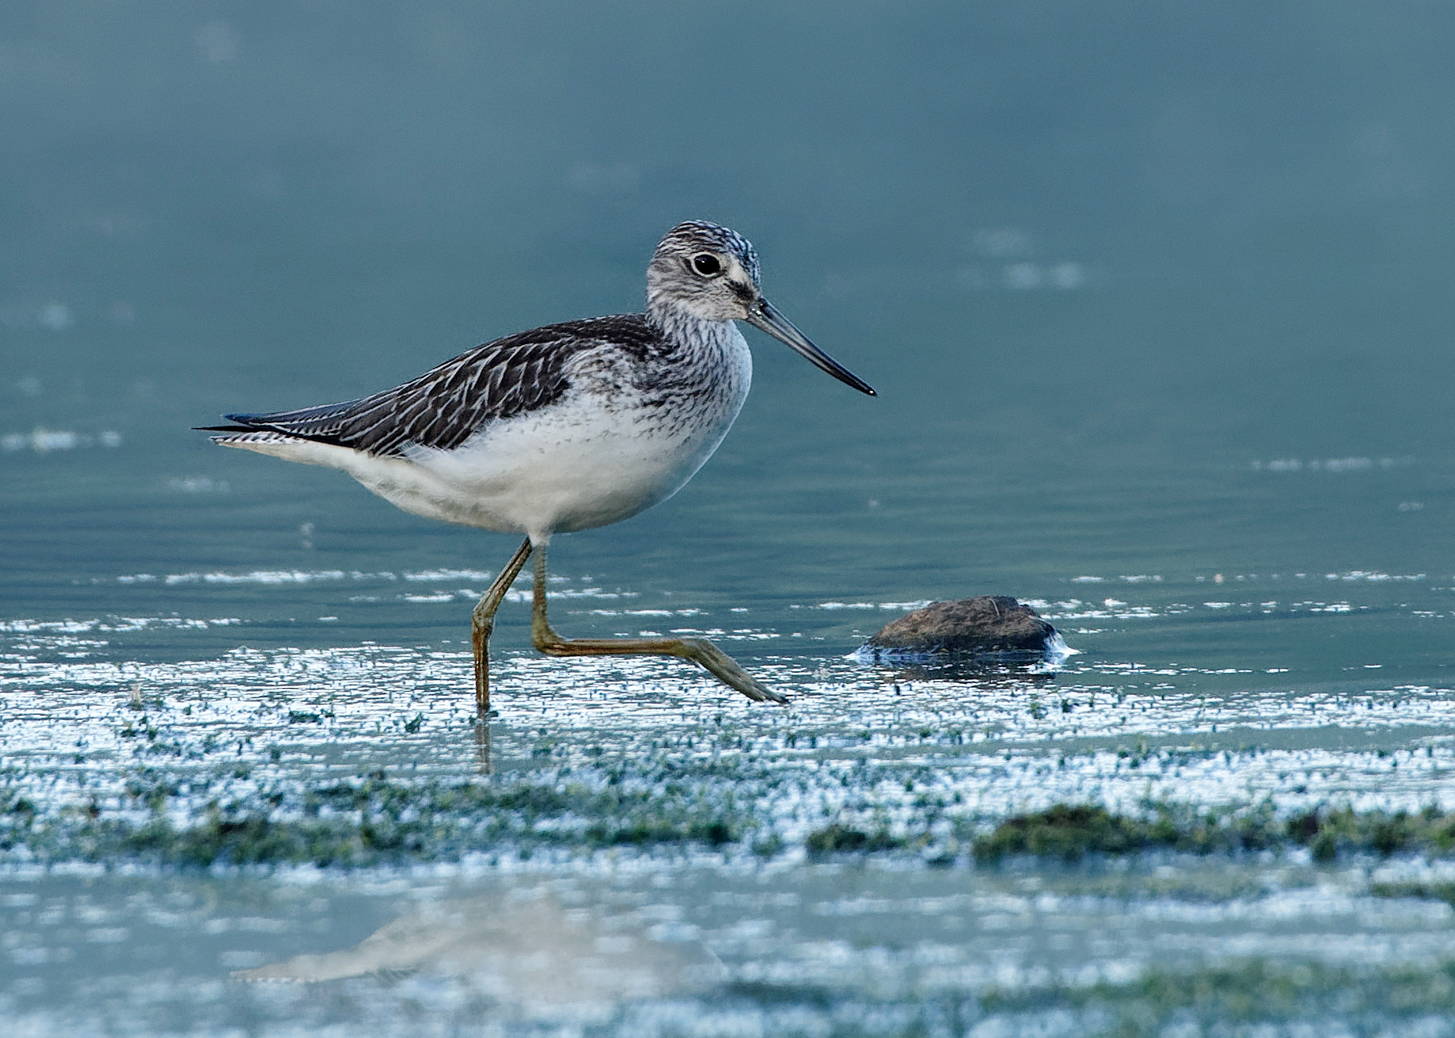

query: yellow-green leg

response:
[528,546,788,705]
[471,537,534,713]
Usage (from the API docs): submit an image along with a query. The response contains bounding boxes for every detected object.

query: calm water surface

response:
[4,3,1455,1034]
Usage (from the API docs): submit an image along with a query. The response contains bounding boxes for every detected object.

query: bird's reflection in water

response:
[235,890,725,1019]
[475,720,491,774]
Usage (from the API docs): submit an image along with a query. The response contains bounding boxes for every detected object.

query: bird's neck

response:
[645,302,736,354]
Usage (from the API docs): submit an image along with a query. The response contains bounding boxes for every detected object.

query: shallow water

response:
[7,3,1455,1034]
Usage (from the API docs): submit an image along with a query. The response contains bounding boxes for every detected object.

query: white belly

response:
[225,332,752,542]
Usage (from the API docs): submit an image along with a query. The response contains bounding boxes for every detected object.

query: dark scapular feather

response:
[210,315,665,456]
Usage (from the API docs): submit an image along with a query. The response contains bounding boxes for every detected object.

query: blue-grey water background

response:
[5,3,1455,1035]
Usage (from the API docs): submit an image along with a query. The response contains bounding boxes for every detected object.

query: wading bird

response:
[203,222,875,709]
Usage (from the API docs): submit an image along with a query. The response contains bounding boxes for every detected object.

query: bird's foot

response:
[678,638,788,705]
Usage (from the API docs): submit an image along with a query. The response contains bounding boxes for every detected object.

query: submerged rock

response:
[863,595,1061,657]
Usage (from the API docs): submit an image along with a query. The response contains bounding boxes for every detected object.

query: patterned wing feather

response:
[215,316,662,456]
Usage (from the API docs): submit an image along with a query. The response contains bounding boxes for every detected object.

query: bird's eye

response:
[691,254,722,277]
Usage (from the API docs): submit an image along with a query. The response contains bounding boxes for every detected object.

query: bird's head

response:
[646,220,762,322]
[645,220,875,396]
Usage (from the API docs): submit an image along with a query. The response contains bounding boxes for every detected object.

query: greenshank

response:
[203,221,875,708]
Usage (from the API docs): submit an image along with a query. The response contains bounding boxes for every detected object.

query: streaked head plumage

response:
[643,219,876,396]
[647,221,762,323]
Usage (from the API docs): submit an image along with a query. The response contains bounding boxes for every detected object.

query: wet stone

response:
[864,595,1057,656]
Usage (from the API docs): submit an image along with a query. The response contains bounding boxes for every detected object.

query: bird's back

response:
[207,315,668,456]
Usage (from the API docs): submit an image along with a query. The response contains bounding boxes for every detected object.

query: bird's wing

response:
[210,315,662,456]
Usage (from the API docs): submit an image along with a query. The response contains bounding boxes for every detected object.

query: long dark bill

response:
[744,298,876,396]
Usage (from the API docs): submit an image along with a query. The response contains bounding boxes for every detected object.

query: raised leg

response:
[471,537,533,713]
[528,546,788,705]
